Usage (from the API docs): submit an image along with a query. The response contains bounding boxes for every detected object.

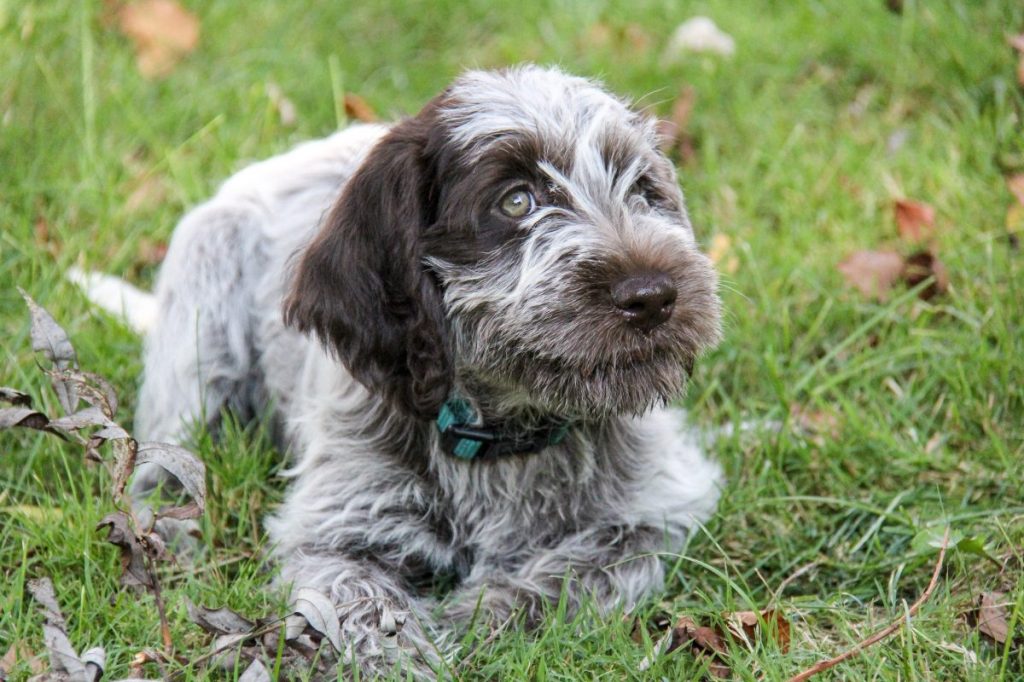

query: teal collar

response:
[436,396,572,460]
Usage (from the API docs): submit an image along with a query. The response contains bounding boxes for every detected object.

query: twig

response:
[786,529,949,682]
[772,559,822,602]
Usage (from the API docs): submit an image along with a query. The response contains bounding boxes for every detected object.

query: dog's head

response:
[285,66,721,421]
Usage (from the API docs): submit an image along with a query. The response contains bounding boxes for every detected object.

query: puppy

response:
[131,65,723,676]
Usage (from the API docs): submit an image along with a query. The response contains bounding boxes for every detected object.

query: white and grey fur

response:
[129,65,724,678]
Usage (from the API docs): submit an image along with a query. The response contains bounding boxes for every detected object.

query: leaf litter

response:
[837,197,948,301]
[1,294,354,680]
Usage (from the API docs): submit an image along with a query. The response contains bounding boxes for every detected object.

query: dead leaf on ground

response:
[789,403,840,444]
[0,406,58,433]
[28,577,105,681]
[894,198,936,243]
[288,588,343,653]
[0,387,32,406]
[98,511,155,588]
[638,609,790,678]
[723,609,791,653]
[838,250,905,300]
[902,250,948,300]
[124,174,168,214]
[136,442,207,518]
[116,0,200,78]
[707,233,738,274]
[187,600,257,636]
[135,237,169,270]
[655,86,697,164]
[238,659,272,682]
[343,93,377,122]
[837,249,947,301]
[21,289,79,414]
[1010,35,1024,87]
[972,591,1011,645]
[1,642,45,677]
[266,82,298,127]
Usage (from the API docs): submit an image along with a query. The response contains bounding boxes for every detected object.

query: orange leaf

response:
[344,94,378,122]
[838,250,905,300]
[116,0,199,79]
[1006,174,1024,207]
[894,199,936,242]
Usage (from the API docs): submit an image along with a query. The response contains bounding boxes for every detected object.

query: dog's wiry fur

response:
[133,65,724,677]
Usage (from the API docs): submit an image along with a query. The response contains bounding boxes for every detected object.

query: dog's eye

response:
[498,188,535,218]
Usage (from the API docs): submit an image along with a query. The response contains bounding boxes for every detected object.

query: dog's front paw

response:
[445,577,554,630]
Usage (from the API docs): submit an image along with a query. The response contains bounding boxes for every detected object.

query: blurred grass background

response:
[1,0,1022,679]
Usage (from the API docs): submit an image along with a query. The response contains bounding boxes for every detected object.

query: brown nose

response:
[611,272,677,330]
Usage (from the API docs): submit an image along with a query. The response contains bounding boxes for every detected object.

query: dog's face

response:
[285,66,721,421]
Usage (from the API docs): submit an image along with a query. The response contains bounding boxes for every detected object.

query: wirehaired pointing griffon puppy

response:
[133,65,723,676]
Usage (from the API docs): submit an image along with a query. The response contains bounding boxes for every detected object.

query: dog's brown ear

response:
[284,116,451,418]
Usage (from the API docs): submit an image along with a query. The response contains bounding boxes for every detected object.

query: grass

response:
[1,0,1022,679]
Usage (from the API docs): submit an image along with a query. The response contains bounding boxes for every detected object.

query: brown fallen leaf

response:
[707,234,738,275]
[724,609,791,654]
[0,642,45,677]
[21,289,79,415]
[973,591,1010,644]
[894,198,936,243]
[1010,35,1024,87]
[0,387,32,406]
[838,250,905,300]
[124,174,168,214]
[640,608,791,678]
[789,403,840,442]
[344,93,377,122]
[98,511,155,588]
[656,86,697,164]
[902,250,948,300]
[116,0,200,79]
[135,237,169,273]
[267,82,298,127]
[1007,174,1024,206]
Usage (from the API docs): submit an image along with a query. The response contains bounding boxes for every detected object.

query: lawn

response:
[1,0,1022,679]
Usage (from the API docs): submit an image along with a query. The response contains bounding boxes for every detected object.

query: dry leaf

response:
[136,442,207,518]
[116,0,200,78]
[98,511,155,588]
[902,250,948,300]
[124,175,168,213]
[656,86,697,163]
[723,609,791,653]
[707,234,738,274]
[0,387,31,406]
[973,591,1010,644]
[289,588,342,652]
[894,199,936,242]
[838,250,905,300]
[343,93,377,122]
[187,601,256,636]
[1,642,45,676]
[21,289,79,414]
[238,659,272,682]
[1007,174,1024,207]
[0,407,52,431]
[266,82,298,127]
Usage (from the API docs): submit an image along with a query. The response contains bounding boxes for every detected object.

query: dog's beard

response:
[454,318,711,420]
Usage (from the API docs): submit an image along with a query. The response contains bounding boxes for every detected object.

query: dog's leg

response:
[133,198,268,548]
[279,552,443,679]
[448,408,722,629]
[445,524,666,629]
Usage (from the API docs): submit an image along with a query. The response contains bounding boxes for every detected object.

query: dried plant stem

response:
[786,529,949,682]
